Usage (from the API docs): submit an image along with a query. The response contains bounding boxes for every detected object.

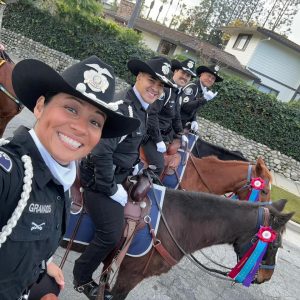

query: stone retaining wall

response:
[1,28,299,182]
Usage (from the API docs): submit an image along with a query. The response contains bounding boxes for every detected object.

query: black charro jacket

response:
[180,80,207,124]
[80,88,146,196]
[147,84,183,144]
[0,127,69,300]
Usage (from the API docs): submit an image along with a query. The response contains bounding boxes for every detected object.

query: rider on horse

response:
[180,64,223,132]
[73,56,174,300]
[142,59,197,176]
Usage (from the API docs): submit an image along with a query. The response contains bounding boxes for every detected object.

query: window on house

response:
[233,34,252,51]
[253,83,279,97]
[157,40,176,56]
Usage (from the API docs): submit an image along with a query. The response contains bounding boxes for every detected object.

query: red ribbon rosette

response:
[257,226,277,243]
[250,177,265,190]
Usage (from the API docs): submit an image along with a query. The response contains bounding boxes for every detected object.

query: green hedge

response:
[3,1,300,161]
[3,1,155,81]
[199,75,300,161]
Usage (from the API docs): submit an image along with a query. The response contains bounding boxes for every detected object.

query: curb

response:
[287,220,300,234]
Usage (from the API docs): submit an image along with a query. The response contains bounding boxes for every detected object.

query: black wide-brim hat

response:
[196,65,223,82]
[127,56,176,88]
[12,56,140,138]
[171,59,197,77]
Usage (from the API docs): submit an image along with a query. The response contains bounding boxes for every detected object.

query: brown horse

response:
[110,190,293,299]
[179,155,272,202]
[0,49,22,137]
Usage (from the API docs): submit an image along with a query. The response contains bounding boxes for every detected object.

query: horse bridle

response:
[0,58,23,111]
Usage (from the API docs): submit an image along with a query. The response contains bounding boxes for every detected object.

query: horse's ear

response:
[273,211,294,229]
[255,157,265,175]
[271,199,288,212]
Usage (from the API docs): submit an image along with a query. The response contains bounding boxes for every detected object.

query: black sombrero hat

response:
[12,56,140,138]
[171,59,197,77]
[127,56,176,88]
[196,65,223,82]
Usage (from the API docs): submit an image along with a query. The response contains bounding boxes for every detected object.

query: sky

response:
[140,0,300,45]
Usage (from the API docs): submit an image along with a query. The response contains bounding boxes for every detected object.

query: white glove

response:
[110,184,128,206]
[132,163,142,175]
[202,87,218,101]
[191,121,199,132]
[156,141,167,153]
[181,134,188,146]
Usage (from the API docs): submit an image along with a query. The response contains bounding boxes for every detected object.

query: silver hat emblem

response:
[162,62,171,75]
[187,61,194,69]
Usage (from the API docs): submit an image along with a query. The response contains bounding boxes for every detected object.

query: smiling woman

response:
[0,56,140,300]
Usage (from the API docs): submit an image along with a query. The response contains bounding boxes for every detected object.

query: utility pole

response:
[128,0,144,28]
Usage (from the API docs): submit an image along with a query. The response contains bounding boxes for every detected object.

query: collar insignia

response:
[0,151,12,172]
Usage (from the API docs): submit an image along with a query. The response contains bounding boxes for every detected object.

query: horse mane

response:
[0,50,13,63]
[199,155,273,183]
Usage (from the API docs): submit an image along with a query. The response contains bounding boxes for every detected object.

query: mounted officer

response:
[180,64,223,132]
[73,56,174,300]
[142,58,197,176]
[0,56,139,300]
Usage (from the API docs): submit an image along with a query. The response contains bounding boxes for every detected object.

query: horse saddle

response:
[140,139,182,176]
[123,174,152,231]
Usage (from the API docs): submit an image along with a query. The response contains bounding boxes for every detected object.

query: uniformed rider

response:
[73,56,174,300]
[180,64,223,132]
[142,58,197,176]
[0,56,139,300]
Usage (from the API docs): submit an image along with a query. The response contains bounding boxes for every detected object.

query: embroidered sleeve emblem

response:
[0,151,12,172]
[184,87,193,96]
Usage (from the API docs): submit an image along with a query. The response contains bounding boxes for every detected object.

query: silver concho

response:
[183,96,190,103]
[162,62,171,75]
[187,61,194,69]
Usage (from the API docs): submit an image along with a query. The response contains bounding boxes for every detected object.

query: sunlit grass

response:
[271,185,300,223]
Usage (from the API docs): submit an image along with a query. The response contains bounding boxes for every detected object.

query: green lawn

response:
[271,185,300,223]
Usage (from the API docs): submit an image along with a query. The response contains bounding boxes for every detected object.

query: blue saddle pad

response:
[63,211,95,245]
[162,133,198,189]
[63,184,166,254]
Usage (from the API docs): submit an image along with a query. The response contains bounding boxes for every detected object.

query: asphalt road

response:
[3,109,300,300]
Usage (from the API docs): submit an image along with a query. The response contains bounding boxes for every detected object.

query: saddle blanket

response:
[63,184,166,258]
[162,132,198,189]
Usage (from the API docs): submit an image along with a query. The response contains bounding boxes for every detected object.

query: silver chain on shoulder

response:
[0,138,33,248]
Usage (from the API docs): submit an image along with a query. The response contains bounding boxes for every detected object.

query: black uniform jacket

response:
[180,80,207,124]
[147,85,183,144]
[0,127,70,300]
[80,88,145,196]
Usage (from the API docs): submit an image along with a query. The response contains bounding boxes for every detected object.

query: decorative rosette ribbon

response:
[246,177,265,202]
[228,226,277,287]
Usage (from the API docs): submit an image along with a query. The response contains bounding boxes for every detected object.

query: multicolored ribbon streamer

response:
[228,226,277,287]
[246,177,265,202]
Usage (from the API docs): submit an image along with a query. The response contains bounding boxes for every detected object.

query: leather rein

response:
[0,57,23,111]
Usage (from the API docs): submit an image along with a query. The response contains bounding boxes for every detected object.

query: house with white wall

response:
[104,0,258,83]
[222,26,300,102]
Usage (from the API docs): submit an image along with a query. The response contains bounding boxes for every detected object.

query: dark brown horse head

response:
[234,200,293,284]
[235,157,272,202]
[0,50,21,137]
